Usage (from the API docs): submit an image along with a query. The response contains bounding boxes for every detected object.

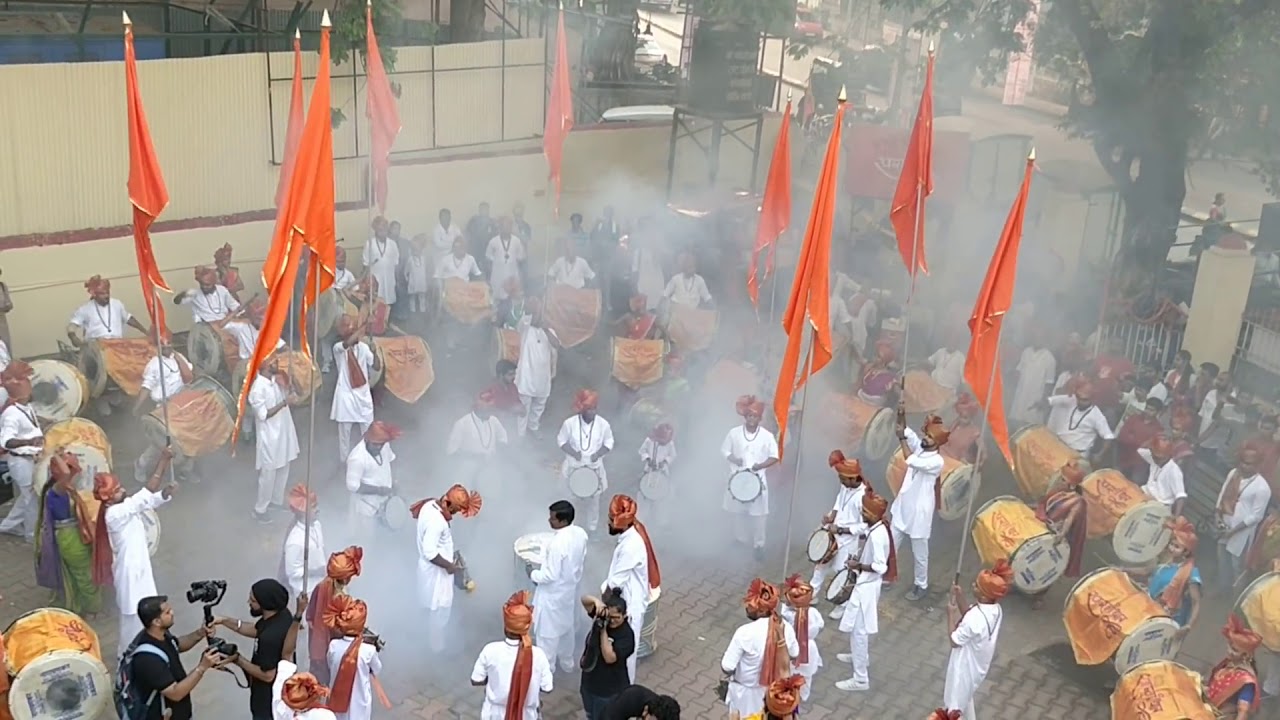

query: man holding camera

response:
[127,595,230,720]
[210,579,299,720]
[578,589,637,719]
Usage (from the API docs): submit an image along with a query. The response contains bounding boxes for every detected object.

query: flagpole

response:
[150,288,177,487]
[780,327,816,579]
[899,43,933,379]
[952,327,1006,582]
[302,264,321,599]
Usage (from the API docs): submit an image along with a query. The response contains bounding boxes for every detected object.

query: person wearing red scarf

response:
[213,242,245,300]
[601,494,660,683]
[331,315,379,464]
[719,579,800,717]
[1207,615,1264,717]
[835,489,897,692]
[322,595,388,720]
[304,546,362,684]
[1134,516,1202,637]
[410,484,482,653]
[943,560,1012,717]
[780,576,821,704]
[471,591,552,719]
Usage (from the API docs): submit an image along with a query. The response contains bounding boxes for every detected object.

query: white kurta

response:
[435,254,482,281]
[720,426,780,517]
[557,414,615,489]
[944,603,1003,715]
[663,273,712,307]
[140,354,187,403]
[415,502,455,610]
[362,237,400,304]
[180,285,239,323]
[530,525,589,639]
[1011,348,1056,423]
[69,298,131,340]
[249,375,300,471]
[515,321,556,398]
[326,636,382,720]
[602,526,650,628]
[890,450,945,540]
[333,268,357,292]
[330,342,375,424]
[1139,449,1187,508]
[471,639,553,720]
[1046,396,1114,454]
[929,348,966,390]
[224,321,284,360]
[432,224,464,268]
[839,520,890,634]
[632,248,665,309]
[486,235,526,301]
[547,256,596,289]
[720,617,801,715]
[779,605,824,684]
[447,412,508,456]
[1216,471,1272,557]
[406,254,430,294]
[345,443,396,520]
[828,484,868,554]
[106,489,169,612]
[282,519,326,600]
[638,437,677,470]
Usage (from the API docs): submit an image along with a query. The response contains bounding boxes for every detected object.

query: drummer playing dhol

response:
[812,451,869,621]
[1127,516,1202,640]
[174,265,240,323]
[722,395,780,562]
[1030,460,1089,610]
[344,421,400,545]
[558,389,615,534]
[67,275,149,416]
[1206,615,1265,717]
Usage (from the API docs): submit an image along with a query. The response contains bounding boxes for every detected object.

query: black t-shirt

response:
[579,619,636,698]
[601,685,665,720]
[248,611,294,719]
[130,631,192,720]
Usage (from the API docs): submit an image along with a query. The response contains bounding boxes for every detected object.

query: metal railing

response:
[1232,316,1280,401]
[1096,321,1185,370]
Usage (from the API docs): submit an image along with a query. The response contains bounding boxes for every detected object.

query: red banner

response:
[844,124,970,202]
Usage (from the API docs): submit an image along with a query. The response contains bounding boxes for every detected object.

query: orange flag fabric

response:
[275,31,305,211]
[772,98,843,458]
[964,153,1035,467]
[365,1,401,214]
[543,7,574,214]
[124,13,171,333]
[890,52,934,279]
[748,99,792,309]
[234,16,336,443]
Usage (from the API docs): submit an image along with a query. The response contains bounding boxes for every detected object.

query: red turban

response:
[90,472,124,587]
[503,590,534,637]
[928,711,962,720]
[92,472,121,503]
[828,450,862,478]
[862,488,888,520]
[783,574,813,665]
[573,389,599,412]
[1167,515,1198,554]
[764,675,805,716]
[287,484,317,515]
[49,451,82,485]
[282,673,329,711]
[324,595,369,714]
[193,266,218,284]
[744,579,788,688]
[2,360,32,396]
[736,394,765,417]
[608,495,661,588]
[214,243,233,264]
[364,421,402,444]
[323,594,367,636]
[84,275,110,294]
[975,559,1014,601]
[649,423,674,444]
[1223,614,1263,655]
[502,591,535,720]
[744,578,780,617]
[475,390,497,410]
[1060,460,1086,486]
[924,424,951,447]
[327,546,363,583]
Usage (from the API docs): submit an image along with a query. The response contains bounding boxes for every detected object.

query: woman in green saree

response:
[34,451,101,616]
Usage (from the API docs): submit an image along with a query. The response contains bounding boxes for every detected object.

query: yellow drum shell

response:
[1011,424,1081,498]
[970,496,1068,594]
[2,608,102,677]
[43,419,112,467]
[1109,659,1214,720]
[1237,572,1280,652]
[886,448,976,521]
[1063,568,1176,671]
[1080,469,1172,565]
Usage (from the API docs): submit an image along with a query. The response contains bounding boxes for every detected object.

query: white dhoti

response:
[533,625,578,673]
[255,465,289,515]
[0,455,37,540]
[725,681,766,717]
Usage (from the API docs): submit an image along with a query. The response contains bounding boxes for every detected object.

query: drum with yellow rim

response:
[971,496,1069,594]
[1063,567,1182,674]
[902,369,954,416]
[372,335,434,404]
[233,351,321,407]
[820,394,896,461]
[1236,572,1280,652]
[1248,513,1280,574]
[28,360,90,424]
[1080,469,1173,565]
[886,448,977,521]
[1109,659,1215,720]
[663,303,718,353]
[1010,424,1083,499]
[37,419,113,494]
[610,338,666,390]
[140,376,237,457]
[3,608,111,720]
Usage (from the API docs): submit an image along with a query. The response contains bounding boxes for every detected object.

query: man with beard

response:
[721,395,780,559]
[1046,381,1114,461]
[211,579,298,720]
[67,275,149,347]
[411,484,483,652]
[943,560,1013,718]
[175,265,240,323]
[558,389,615,533]
[128,595,228,720]
[601,495,661,683]
[834,489,896,692]
[344,421,399,543]
[811,451,868,620]
[531,500,589,674]
[889,408,946,602]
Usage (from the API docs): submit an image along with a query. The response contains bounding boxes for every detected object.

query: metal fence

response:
[1232,316,1280,402]
[1096,321,1185,370]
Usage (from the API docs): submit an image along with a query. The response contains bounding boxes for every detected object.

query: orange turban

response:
[1,360,32,395]
[975,559,1014,601]
[1149,434,1174,457]
[928,711,962,720]
[287,484,317,515]
[828,450,861,478]
[1168,515,1198,554]
[91,473,122,587]
[573,389,599,412]
[862,488,888,520]
[1158,516,1199,614]
[324,594,369,714]
[84,275,110,294]
[444,484,482,518]
[783,574,813,665]
[924,424,951,447]
[502,591,535,720]
[336,315,360,340]
[503,590,534,637]
[954,392,980,419]
[475,389,497,411]
[736,394,765,417]
[281,673,329,711]
[764,675,805,716]
[214,243,233,264]
[650,423,674,444]
[1060,460,1086,486]
[744,578,780,617]
[364,421,402,444]
[327,546,363,583]
[49,451,82,485]
[609,495,662,588]
[1223,614,1263,655]
[193,265,218,284]
[92,472,121,503]
[744,580,788,690]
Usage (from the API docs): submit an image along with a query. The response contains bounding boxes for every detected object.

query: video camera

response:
[186,580,238,658]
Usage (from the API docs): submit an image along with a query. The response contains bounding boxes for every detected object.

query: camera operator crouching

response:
[207,579,302,720]
[122,595,231,720]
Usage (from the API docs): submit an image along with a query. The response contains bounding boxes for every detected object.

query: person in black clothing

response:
[208,579,299,720]
[129,595,228,720]
[579,588,637,719]
[601,684,681,719]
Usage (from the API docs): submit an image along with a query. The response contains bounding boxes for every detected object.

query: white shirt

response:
[330,341,375,424]
[514,321,557,398]
[839,521,891,634]
[1215,470,1273,557]
[557,414,615,487]
[345,442,396,517]
[930,348,966,390]
[471,639,553,720]
[362,237,400,304]
[180,285,240,323]
[1012,347,1058,424]
[720,425,780,518]
[546,256,596,289]
[281,519,326,601]
[829,293,854,339]
[432,223,464,267]
[638,437,676,471]
[106,488,169,612]
[69,298,132,340]
[829,483,868,547]
[602,526,651,625]
[944,603,1004,712]
[415,501,455,610]
[140,354,188,403]
[447,412,509,456]
[486,235,527,301]
[890,449,946,539]
[0,338,9,373]
[778,605,824,677]
[1147,381,1169,405]
[1046,396,1114,454]
[1138,448,1187,507]
[530,524,589,639]
[249,375,300,471]
[333,268,357,292]
[1199,388,1221,437]
[326,636,382,720]
[224,320,284,360]
[0,403,43,457]
[663,273,712,307]
[435,254,482,282]
[720,617,800,715]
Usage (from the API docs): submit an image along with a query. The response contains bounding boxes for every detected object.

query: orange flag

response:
[234,13,336,444]
[123,12,171,332]
[275,30,305,211]
[543,6,574,215]
[964,151,1036,467]
[365,0,401,214]
[748,99,792,309]
[890,51,934,279]
[772,96,844,458]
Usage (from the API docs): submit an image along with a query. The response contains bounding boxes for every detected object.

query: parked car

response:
[793,9,824,40]
[634,35,667,67]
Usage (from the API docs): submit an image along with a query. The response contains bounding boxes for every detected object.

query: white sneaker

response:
[835,679,869,692]
[836,653,853,663]
[828,605,845,620]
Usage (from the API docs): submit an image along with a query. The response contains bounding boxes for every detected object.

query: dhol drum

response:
[902,369,954,415]
[1236,572,1280,652]
[1064,567,1182,674]
[1010,424,1084,499]
[187,321,239,377]
[38,418,113,493]
[372,336,434,404]
[567,466,602,499]
[1109,659,1216,720]
[141,508,161,557]
[610,338,666,390]
[886,448,977,521]
[1247,513,1280,574]
[637,586,661,659]
[315,288,343,341]
[233,351,321,407]
[1080,469,1173,564]
[78,337,152,397]
[664,304,718,353]
[971,496,1070,594]
[28,360,90,423]
[819,394,897,460]
[3,608,110,720]
[379,495,410,531]
[513,532,554,586]
[140,376,237,458]
[626,398,668,434]
[727,469,763,503]
[638,470,670,502]
[806,527,838,564]
[544,286,602,349]
[442,279,494,325]
[825,568,856,605]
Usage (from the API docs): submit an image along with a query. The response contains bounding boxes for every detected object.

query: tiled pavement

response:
[0,322,1252,719]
